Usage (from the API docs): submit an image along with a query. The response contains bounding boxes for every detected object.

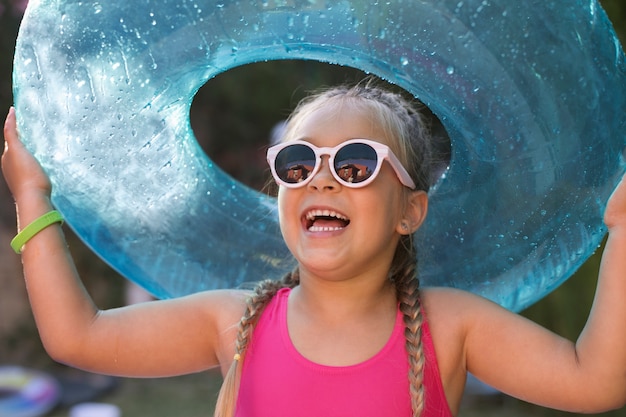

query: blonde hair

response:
[215,80,433,417]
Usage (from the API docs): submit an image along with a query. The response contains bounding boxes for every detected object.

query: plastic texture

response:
[12,0,626,311]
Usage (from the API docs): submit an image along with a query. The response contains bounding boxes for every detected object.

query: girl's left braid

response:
[392,235,426,417]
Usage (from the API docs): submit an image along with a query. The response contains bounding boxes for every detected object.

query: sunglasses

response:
[266,139,416,189]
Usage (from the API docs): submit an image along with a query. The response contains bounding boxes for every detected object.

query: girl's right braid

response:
[214,270,299,417]
[234,271,299,357]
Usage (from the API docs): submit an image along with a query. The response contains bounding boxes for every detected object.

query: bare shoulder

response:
[182,289,250,373]
[189,288,250,314]
[185,288,250,332]
[418,286,510,412]
[419,286,494,354]
[420,286,495,321]
[419,286,517,350]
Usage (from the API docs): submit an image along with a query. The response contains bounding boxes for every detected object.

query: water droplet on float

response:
[400,56,409,66]
[446,66,455,75]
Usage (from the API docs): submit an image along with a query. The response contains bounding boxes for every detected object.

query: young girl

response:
[3,82,626,417]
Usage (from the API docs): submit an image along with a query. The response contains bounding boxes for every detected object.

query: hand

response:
[604,173,626,231]
[2,107,52,202]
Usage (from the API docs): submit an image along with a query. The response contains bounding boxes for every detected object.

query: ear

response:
[397,190,428,235]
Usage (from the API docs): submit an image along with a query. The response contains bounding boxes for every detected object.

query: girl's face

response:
[277,103,418,283]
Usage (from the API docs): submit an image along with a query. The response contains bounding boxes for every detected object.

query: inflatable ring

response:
[0,366,60,417]
[13,1,626,312]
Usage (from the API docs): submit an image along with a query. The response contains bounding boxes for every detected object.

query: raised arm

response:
[423,175,626,415]
[2,108,245,377]
[573,173,626,405]
[439,175,626,413]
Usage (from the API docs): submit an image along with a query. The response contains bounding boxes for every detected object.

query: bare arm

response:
[452,175,626,412]
[2,108,245,377]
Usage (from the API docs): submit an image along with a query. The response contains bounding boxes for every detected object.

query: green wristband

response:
[11,210,64,254]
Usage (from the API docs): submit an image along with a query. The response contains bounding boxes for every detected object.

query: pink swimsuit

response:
[235,288,452,417]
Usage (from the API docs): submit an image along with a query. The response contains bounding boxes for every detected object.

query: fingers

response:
[2,107,15,166]
[2,107,52,200]
[3,107,23,158]
[2,106,20,164]
[604,173,626,230]
[3,107,17,144]
[3,107,13,153]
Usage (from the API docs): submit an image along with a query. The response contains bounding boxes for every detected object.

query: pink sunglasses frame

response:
[266,139,416,190]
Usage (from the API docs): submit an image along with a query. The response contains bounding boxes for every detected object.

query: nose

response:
[308,156,340,191]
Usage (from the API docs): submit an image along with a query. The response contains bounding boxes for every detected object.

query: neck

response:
[291,268,398,320]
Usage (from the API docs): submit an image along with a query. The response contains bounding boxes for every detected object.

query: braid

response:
[214,270,299,417]
[392,234,426,417]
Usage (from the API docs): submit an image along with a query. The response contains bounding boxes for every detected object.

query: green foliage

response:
[0,1,21,115]
[601,0,626,43]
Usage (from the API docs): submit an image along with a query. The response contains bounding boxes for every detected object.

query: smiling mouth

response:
[304,209,351,232]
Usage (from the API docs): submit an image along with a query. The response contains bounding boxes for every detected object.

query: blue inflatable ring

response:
[12,1,626,311]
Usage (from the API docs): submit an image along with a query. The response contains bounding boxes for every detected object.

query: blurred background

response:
[0,1,625,416]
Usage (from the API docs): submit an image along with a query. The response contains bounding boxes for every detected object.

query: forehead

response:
[290,100,390,147]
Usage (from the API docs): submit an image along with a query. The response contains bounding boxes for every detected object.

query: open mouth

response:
[304,209,351,232]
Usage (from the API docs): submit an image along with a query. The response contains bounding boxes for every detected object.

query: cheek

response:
[277,188,295,237]
[381,187,408,230]
[277,187,294,213]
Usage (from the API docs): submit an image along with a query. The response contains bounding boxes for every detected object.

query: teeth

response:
[305,209,349,232]
[308,225,344,232]
[305,209,349,221]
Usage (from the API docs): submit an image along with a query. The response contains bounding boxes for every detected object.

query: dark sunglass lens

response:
[275,144,316,184]
[334,143,378,183]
